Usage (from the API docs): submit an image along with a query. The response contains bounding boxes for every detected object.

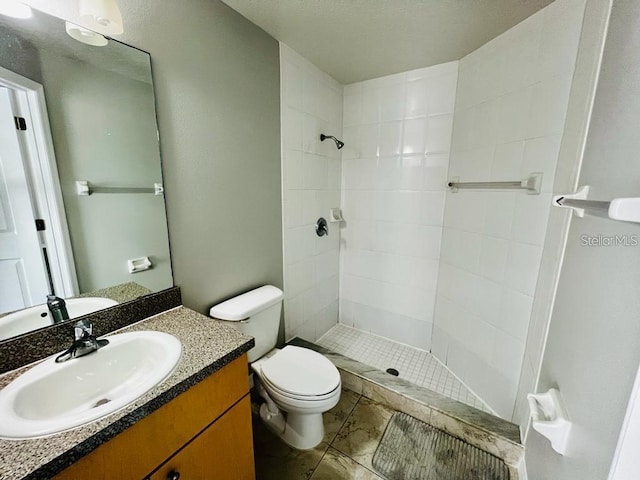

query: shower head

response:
[320,134,345,150]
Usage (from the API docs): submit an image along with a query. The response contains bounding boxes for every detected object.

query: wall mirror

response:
[0,6,172,341]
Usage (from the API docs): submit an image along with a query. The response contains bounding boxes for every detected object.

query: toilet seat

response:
[259,346,340,398]
[260,374,340,402]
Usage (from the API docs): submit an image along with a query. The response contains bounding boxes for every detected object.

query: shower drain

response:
[386,368,399,376]
[93,398,111,408]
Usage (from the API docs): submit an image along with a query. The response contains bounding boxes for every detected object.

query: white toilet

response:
[209,285,341,450]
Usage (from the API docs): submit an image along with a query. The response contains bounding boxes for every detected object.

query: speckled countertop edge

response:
[0,306,254,480]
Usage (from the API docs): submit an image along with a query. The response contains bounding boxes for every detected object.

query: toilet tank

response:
[209,285,283,362]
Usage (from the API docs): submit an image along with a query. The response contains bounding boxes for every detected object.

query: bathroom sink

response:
[0,330,182,439]
[0,297,119,340]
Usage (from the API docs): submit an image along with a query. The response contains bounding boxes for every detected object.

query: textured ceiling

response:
[221,0,555,84]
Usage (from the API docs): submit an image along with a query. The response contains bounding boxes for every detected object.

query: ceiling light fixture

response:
[65,21,109,47]
[0,1,33,19]
[79,0,123,35]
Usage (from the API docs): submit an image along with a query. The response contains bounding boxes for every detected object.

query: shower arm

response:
[320,134,345,150]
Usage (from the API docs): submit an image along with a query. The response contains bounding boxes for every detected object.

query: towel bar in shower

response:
[553,185,640,223]
[447,172,542,195]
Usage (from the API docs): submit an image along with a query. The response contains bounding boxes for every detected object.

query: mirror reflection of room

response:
[0,8,172,338]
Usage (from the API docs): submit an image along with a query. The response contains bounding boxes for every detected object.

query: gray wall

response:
[123,0,282,312]
[0,24,41,82]
[25,0,283,312]
[526,1,640,478]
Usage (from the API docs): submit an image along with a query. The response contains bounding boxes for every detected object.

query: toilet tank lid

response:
[209,285,283,321]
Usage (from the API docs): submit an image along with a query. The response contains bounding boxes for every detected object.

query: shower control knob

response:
[316,217,328,237]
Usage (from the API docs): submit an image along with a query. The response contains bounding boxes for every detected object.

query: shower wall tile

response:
[432,0,587,418]
[338,62,458,350]
[281,44,343,342]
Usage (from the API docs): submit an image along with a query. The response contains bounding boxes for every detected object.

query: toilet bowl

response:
[251,345,341,449]
[209,286,342,450]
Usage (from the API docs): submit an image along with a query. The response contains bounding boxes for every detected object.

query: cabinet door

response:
[55,354,249,480]
[149,395,255,480]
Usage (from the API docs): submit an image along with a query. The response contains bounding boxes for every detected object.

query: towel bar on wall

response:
[75,180,164,196]
[447,172,542,195]
[553,186,640,223]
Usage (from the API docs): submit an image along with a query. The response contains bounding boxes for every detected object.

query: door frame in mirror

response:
[0,65,78,302]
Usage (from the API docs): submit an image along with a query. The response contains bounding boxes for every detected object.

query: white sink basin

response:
[0,331,182,439]
[0,297,119,340]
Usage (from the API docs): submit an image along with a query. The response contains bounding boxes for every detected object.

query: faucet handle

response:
[74,320,93,341]
[55,320,108,363]
[316,217,329,237]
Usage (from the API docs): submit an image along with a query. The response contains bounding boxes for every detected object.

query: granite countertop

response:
[77,282,153,304]
[0,306,254,480]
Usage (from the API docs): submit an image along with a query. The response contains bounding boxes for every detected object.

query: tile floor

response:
[253,387,513,480]
[317,325,491,413]
[253,388,391,480]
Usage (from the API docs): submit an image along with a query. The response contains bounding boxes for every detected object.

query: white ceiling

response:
[221,0,554,84]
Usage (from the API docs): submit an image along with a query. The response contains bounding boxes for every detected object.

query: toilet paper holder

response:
[527,388,571,455]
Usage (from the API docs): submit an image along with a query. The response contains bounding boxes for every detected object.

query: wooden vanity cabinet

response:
[54,354,255,480]
[147,396,253,480]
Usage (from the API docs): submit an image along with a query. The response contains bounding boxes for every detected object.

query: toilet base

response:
[259,403,325,450]
[254,375,327,450]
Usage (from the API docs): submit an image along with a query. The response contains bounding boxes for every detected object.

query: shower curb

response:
[288,337,523,468]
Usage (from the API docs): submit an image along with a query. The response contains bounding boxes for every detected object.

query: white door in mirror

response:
[0,87,51,314]
[0,331,182,439]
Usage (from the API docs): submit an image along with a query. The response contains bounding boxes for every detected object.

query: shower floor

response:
[317,324,491,413]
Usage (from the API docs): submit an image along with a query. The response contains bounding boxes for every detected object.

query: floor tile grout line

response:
[329,396,394,480]
[330,430,388,474]
[307,443,331,480]
[326,446,386,480]
[324,391,362,446]
[330,393,364,448]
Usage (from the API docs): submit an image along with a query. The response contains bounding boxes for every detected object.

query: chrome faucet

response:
[47,295,69,324]
[55,320,109,363]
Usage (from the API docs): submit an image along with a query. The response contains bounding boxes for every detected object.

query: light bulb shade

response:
[0,1,33,19]
[79,0,123,35]
[65,21,109,47]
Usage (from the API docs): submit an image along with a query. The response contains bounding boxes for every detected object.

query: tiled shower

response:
[339,61,457,351]
[281,0,587,424]
[434,0,584,417]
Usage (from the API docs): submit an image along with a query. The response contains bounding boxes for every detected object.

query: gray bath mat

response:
[372,412,510,480]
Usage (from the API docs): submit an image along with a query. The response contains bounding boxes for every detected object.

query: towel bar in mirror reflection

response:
[75,181,164,196]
